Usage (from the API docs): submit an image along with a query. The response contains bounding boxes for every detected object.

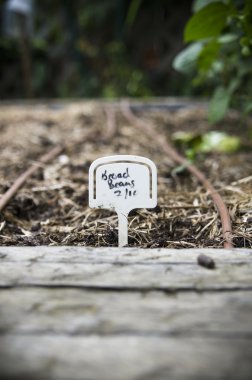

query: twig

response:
[0,145,63,212]
[120,100,233,249]
[0,126,96,214]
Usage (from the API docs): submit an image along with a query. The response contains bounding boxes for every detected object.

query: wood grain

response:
[0,288,251,336]
[0,247,251,379]
[0,335,251,380]
[1,246,251,263]
[0,247,251,291]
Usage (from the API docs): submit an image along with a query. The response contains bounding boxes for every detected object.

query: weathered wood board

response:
[0,247,251,380]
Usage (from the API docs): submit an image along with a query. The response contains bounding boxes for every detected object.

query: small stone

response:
[197,254,216,270]
[59,155,70,164]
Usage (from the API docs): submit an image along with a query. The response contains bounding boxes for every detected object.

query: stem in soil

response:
[117,211,128,247]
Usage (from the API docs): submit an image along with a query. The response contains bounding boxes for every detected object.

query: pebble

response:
[197,254,216,270]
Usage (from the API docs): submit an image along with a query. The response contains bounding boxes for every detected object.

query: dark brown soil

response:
[0,100,251,248]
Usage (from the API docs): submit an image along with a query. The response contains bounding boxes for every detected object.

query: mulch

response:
[0,100,251,248]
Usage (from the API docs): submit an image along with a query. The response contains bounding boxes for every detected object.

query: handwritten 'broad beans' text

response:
[101,168,137,199]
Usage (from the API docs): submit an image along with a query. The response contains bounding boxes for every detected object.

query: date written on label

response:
[101,167,137,199]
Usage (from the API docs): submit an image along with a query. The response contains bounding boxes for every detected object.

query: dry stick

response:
[0,107,114,213]
[0,126,97,213]
[120,100,233,249]
[0,145,63,212]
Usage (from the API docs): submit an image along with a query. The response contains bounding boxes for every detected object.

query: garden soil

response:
[0,100,251,248]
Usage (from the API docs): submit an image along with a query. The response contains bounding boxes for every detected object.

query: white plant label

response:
[89,155,157,247]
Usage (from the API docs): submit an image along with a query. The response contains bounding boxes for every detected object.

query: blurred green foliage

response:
[101,42,151,97]
[0,0,192,99]
[174,0,252,123]
[34,0,150,98]
[172,130,241,161]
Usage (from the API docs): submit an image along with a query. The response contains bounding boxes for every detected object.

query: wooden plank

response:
[0,246,251,264]
[0,247,251,291]
[0,247,251,379]
[0,335,251,380]
[0,288,251,336]
[0,259,251,290]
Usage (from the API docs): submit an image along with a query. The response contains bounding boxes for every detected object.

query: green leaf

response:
[200,131,240,153]
[208,86,231,123]
[244,102,252,114]
[173,42,203,73]
[173,130,240,155]
[125,0,143,27]
[198,40,220,71]
[207,79,239,123]
[218,34,238,44]
[172,163,189,175]
[185,3,230,42]
[228,78,240,94]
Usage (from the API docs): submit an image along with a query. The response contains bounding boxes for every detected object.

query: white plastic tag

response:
[89,155,157,247]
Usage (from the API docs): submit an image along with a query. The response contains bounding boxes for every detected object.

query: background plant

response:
[173,0,252,123]
[0,0,191,99]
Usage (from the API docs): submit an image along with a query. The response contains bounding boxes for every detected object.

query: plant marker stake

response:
[89,155,157,247]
